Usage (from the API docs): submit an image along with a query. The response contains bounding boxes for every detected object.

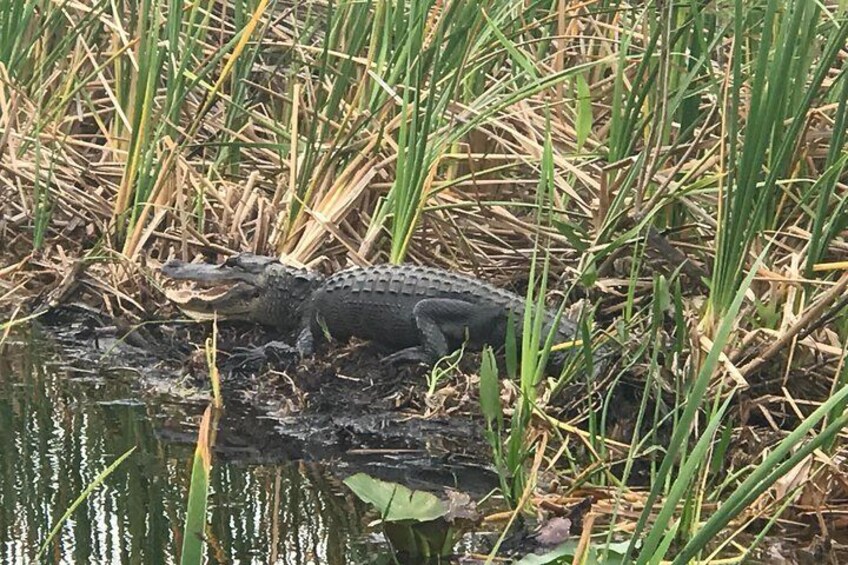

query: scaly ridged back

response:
[310,264,578,347]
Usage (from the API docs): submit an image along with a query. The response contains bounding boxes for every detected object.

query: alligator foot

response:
[224,340,300,372]
[381,346,432,366]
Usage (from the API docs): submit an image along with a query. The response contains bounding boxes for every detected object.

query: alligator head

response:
[161,253,324,330]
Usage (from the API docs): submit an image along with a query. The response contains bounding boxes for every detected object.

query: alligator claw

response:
[224,340,300,372]
[381,346,432,366]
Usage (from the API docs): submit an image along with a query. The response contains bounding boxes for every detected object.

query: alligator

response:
[161,253,607,372]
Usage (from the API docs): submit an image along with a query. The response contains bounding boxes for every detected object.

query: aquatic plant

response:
[344,473,480,560]
[180,405,220,565]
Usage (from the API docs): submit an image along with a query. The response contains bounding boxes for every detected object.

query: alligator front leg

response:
[225,326,316,372]
[382,298,504,366]
[225,340,301,371]
[295,326,316,356]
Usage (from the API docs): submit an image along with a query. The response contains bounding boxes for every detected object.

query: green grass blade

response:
[180,404,218,565]
[36,446,137,560]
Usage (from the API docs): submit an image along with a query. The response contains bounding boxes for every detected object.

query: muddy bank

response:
[32,305,499,496]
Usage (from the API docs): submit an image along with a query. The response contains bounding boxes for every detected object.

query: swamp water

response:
[0,324,448,564]
[0,323,841,564]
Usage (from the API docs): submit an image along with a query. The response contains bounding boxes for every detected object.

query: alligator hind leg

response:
[381,345,432,365]
[382,298,503,366]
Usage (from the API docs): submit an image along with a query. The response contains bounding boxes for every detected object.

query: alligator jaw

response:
[161,259,263,322]
[161,259,265,284]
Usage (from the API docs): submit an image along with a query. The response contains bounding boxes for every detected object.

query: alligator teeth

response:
[163,283,254,320]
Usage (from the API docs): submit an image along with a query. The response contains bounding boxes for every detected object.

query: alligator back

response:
[309,264,578,352]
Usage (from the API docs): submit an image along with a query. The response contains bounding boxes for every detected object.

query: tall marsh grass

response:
[3,0,848,561]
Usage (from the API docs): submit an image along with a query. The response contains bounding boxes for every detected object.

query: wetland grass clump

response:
[3,0,848,562]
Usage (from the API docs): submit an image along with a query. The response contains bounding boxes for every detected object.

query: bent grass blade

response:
[36,446,137,561]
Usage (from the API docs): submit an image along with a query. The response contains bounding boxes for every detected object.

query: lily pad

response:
[344,473,447,523]
[344,474,482,559]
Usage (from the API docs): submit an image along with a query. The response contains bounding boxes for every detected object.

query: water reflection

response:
[0,328,370,564]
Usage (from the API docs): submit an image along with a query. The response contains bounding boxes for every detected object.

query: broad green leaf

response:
[575,73,592,150]
[552,219,589,253]
[181,405,217,565]
[479,346,501,427]
[344,473,447,523]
